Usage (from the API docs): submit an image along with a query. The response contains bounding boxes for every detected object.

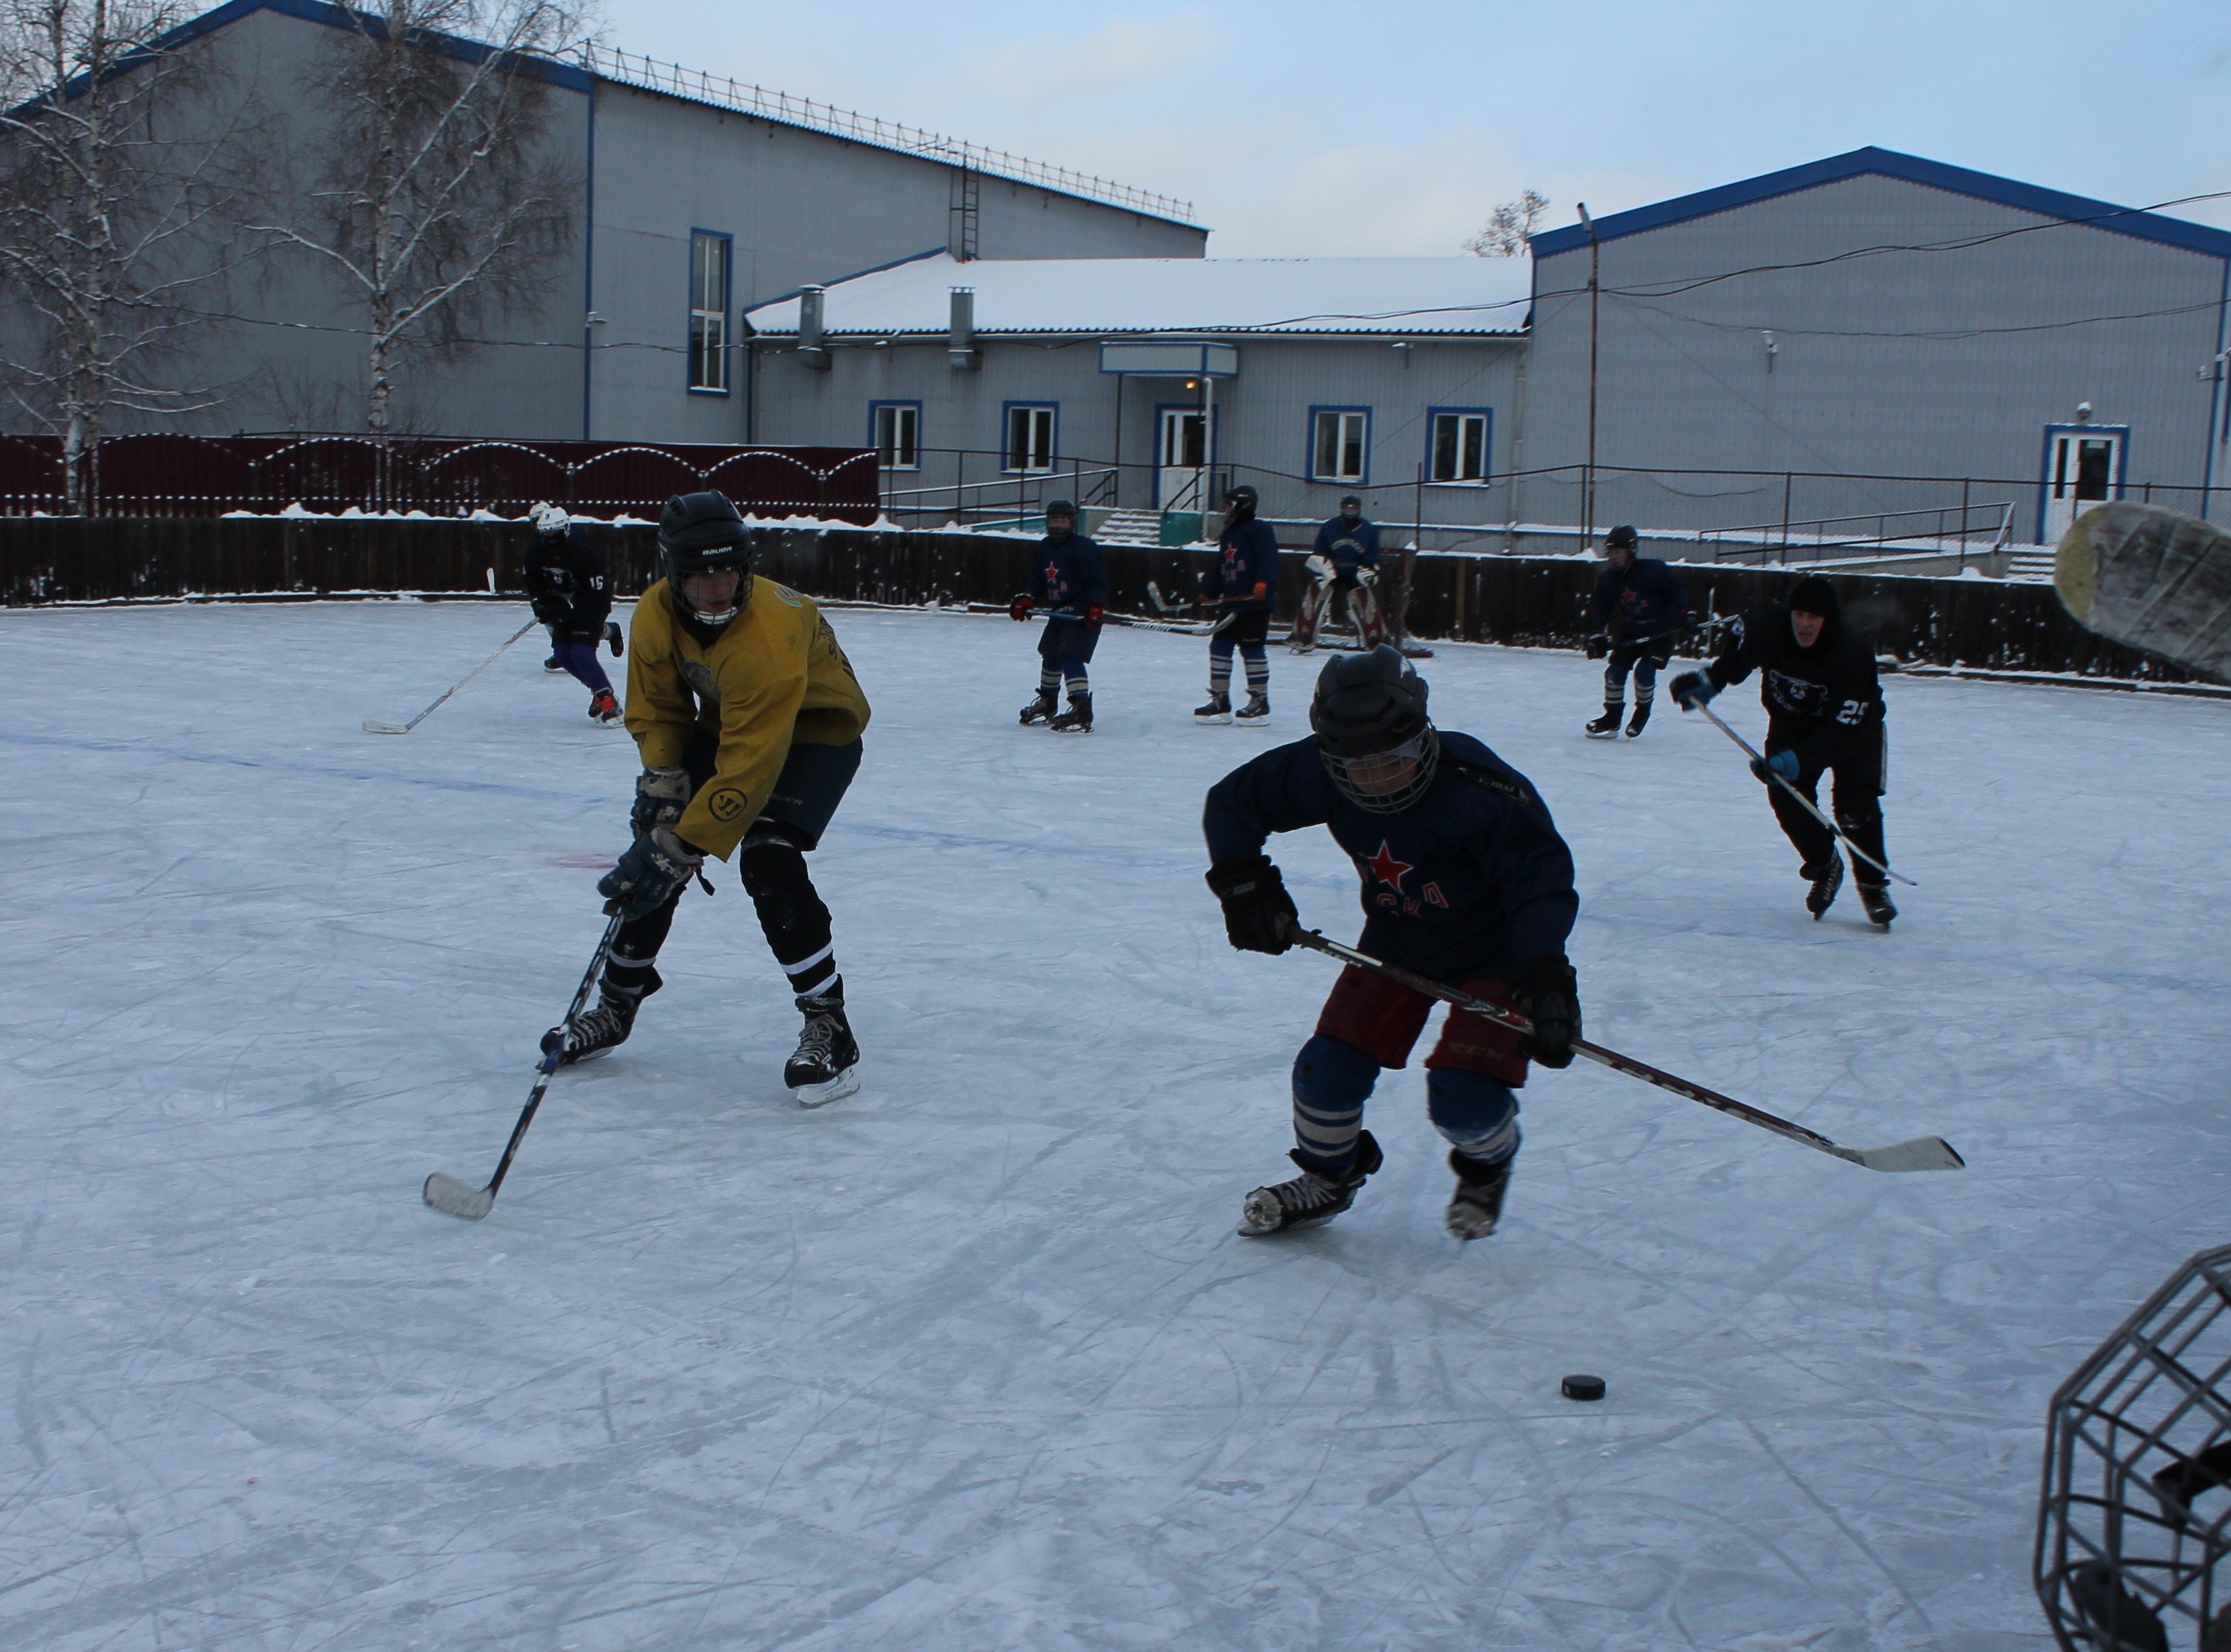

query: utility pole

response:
[1578,202,1600,554]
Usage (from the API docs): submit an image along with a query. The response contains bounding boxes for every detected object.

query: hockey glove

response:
[531,598,566,627]
[599,826,704,920]
[1751,749,1802,785]
[1305,554,1335,583]
[630,766,692,836]
[1512,955,1580,1069]
[1355,566,1377,587]
[1205,855,1298,955]
[607,620,625,657]
[1085,602,1105,630]
[1669,670,1719,710]
[1584,633,1611,661]
[1009,592,1034,622]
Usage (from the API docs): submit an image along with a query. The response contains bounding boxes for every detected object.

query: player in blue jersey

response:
[1202,646,1582,1241]
[1583,524,1691,739]
[1009,499,1107,733]
[1195,483,1280,725]
[1293,492,1386,652]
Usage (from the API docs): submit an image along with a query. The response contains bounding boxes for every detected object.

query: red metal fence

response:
[0,434,880,523]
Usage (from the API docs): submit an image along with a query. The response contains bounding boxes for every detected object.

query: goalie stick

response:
[1690,700,1917,887]
[365,618,538,734]
[423,910,623,1219]
[1291,930,1962,1174]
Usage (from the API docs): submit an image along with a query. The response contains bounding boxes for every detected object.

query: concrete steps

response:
[1095,508,1165,545]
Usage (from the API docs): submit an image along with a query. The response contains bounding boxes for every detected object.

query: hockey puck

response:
[1560,1374,1606,1402]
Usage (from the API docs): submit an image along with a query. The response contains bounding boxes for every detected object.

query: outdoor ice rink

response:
[5,597,2227,1651]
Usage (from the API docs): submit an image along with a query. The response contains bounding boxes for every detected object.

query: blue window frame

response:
[870,401,922,470]
[1425,406,1493,484]
[688,230,732,395]
[1002,402,1059,474]
[1308,405,1371,484]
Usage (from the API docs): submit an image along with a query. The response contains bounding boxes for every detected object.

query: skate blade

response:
[790,1067,860,1110]
[423,1172,494,1219]
[1194,714,1233,725]
[1583,728,1620,740]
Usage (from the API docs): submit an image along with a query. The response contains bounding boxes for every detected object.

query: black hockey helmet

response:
[1339,492,1362,513]
[1310,644,1439,814]
[1044,498,1076,536]
[1604,524,1639,553]
[1225,483,1259,519]
[658,491,752,626]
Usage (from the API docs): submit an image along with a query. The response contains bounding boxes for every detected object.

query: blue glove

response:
[1750,749,1801,785]
[1669,670,1718,709]
[598,827,704,919]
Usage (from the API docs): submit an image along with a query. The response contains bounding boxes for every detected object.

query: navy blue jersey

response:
[521,524,612,640]
[1028,533,1106,614]
[1205,517,1279,611]
[1588,557,1689,641]
[1203,729,1578,982]
[1312,515,1382,572]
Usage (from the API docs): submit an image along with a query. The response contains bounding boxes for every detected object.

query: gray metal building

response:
[741,254,1531,535]
[1523,148,2231,546]
[8,0,1201,444]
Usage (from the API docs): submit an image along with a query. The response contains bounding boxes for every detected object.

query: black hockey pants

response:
[607,736,862,1000]
[1765,727,1889,888]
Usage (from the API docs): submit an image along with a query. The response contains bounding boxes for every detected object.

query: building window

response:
[871,402,921,470]
[1311,407,1369,483]
[1004,403,1057,473]
[1429,409,1491,483]
[688,230,730,394]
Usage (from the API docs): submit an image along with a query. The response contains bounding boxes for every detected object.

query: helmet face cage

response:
[2035,1242,2231,1652]
[530,502,570,535]
[662,542,751,626]
[1320,726,1440,815]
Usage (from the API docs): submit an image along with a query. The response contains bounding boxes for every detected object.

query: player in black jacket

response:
[523,504,621,722]
[1584,524,1690,739]
[1670,574,1894,925]
[1203,646,1582,1242]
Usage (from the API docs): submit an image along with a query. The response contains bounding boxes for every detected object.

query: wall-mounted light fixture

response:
[1763,330,1778,374]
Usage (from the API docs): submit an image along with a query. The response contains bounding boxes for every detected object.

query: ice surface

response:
[3,599,2228,1650]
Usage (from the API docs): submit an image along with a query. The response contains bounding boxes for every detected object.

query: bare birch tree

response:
[254,0,585,440]
[0,0,260,511]
[1466,189,1548,258]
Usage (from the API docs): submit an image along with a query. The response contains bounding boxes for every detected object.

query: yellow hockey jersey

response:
[623,578,871,858]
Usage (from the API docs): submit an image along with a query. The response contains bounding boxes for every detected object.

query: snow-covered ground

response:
[4,600,2226,1651]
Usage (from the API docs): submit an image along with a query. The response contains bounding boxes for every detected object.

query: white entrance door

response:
[2043,427,2124,543]
[1158,407,1209,509]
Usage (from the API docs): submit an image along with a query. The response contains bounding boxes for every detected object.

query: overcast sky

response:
[600,1,2231,256]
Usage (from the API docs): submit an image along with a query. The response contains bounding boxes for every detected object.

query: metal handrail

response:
[1703,501,2014,563]
[579,45,1197,224]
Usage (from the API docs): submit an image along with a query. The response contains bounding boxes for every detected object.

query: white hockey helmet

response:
[529,501,570,535]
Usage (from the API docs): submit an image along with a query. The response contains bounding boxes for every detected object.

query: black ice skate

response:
[544,653,566,672]
[1857,882,1897,928]
[1235,692,1271,725]
[1194,692,1233,725]
[606,620,625,657]
[785,988,860,1108]
[1803,854,1844,919]
[1049,692,1094,733]
[1238,1130,1383,1236]
[1020,689,1058,726]
[548,967,662,1065]
[1584,706,1623,739]
[1625,703,1651,738]
[589,688,621,723]
[1445,1150,1512,1241]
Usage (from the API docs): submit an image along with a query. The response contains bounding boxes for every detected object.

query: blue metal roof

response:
[149,0,593,93]
[1530,147,2231,264]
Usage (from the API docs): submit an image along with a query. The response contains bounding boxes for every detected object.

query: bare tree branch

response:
[1467,189,1549,258]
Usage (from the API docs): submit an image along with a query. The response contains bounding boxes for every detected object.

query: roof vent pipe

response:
[949,286,978,371]
[797,284,830,370]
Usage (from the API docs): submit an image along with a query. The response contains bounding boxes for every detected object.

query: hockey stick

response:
[1290,930,1963,1174]
[423,910,624,1219]
[1690,701,1918,888]
[364,618,539,734]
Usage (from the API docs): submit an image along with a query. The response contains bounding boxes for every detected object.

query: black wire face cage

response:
[1320,727,1440,815]
[2035,1242,2231,1652]
[670,548,751,627]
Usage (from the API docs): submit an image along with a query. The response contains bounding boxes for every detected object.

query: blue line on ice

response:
[9,727,2224,1003]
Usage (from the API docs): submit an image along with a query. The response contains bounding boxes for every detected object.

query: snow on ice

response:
[3,598,2226,1649]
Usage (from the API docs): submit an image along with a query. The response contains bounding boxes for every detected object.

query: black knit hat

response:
[1788,574,1840,618]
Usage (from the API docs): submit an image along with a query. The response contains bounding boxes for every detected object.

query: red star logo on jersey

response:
[1361,840,1413,895]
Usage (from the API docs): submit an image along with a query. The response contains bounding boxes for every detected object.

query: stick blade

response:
[423,1171,495,1219]
[363,720,410,735]
[1854,1136,1966,1174]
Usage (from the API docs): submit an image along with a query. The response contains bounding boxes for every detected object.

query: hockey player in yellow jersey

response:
[553,491,873,1106]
